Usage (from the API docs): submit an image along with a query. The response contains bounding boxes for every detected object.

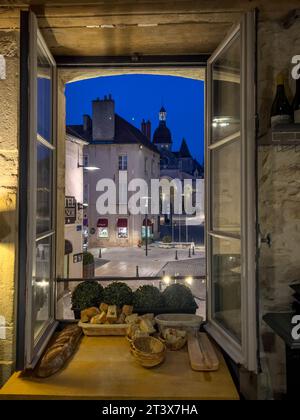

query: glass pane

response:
[32,236,52,339]
[37,44,52,142]
[212,34,240,143]
[36,143,52,234]
[211,236,241,342]
[211,139,241,234]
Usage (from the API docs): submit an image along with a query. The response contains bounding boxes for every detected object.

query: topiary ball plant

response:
[103,282,134,308]
[162,283,198,313]
[133,285,164,310]
[71,281,103,311]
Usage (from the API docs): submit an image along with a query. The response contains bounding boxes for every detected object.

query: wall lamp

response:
[77,163,100,171]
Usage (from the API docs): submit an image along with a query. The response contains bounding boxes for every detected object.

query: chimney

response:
[83,114,92,132]
[92,95,115,141]
[141,119,151,141]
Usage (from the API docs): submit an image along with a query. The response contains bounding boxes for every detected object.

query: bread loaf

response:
[106,305,118,323]
[36,325,82,378]
[80,307,99,323]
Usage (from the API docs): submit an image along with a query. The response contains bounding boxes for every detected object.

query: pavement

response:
[90,245,205,277]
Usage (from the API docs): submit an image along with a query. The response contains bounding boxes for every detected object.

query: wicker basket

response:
[130,336,166,368]
[160,329,187,351]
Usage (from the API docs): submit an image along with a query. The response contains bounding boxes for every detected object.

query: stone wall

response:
[257,16,300,397]
[0,30,19,386]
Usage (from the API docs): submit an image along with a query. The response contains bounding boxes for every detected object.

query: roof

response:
[179,138,192,158]
[153,121,172,144]
[66,114,159,154]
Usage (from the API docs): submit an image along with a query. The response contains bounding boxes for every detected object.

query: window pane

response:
[211,139,241,234]
[212,34,240,143]
[32,236,52,339]
[211,236,241,342]
[36,143,52,234]
[37,44,52,142]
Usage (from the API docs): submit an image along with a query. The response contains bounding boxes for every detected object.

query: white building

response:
[67,95,160,248]
[64,135,88,278]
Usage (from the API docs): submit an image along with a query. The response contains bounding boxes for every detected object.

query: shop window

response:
[97,218,109,238]
[117,218,128,238]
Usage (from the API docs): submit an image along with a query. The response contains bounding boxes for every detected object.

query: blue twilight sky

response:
[66,74,205,164]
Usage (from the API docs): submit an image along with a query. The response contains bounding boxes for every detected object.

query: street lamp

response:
[142,196,151,257]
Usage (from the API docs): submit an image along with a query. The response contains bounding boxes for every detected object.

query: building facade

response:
[64,135,87,279]
[67,95,160,248]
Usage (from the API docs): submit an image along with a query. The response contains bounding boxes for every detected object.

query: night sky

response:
[66,74,205,164]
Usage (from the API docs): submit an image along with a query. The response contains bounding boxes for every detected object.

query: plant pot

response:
[83,262,95,278]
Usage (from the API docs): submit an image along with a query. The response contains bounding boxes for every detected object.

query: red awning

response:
[117,218,128,228]
[143,219,153,227]
[97,218,108,228]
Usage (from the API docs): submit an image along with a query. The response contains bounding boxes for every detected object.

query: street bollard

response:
[188,248,191,258]
[192,246,195,256]
[175,250,178,260]
[136,265,139,278]
[99,248,102,258]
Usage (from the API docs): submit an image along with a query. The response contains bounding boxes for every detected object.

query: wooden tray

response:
[187,332,219,371]
[78,321,128,336]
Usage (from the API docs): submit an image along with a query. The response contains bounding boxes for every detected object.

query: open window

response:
[205,12,257,371]
[17,11,57,369]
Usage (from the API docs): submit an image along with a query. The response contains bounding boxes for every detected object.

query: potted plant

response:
[162,235,172,244]
[83,251,95,278]
[71,281,104,319]
[103,282,134,307]
[133,285,164,314]
[162,283,198,314]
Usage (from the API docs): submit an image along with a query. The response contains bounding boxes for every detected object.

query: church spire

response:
[159,106,167,122]
[179,138,191,158]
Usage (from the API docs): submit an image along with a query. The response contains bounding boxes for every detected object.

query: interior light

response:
[185,276,193,285]
[162,275,171,285]
[37,279,48,288]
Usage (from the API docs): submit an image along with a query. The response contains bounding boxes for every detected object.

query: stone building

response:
[64,134,87,279]
[67,95,160,247]
[0,0,300,401]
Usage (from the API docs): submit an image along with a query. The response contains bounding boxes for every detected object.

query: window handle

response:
[258,230,272,248]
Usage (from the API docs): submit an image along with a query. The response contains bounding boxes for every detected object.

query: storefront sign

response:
[65,196,77,224]
[73,253,83,264]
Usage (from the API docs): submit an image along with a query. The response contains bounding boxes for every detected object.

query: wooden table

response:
[0,336,239,400]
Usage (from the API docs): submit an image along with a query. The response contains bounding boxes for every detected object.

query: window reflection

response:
[212,236,241,342]
[37,45,52,142]
[36,143,52,234]
[212,34,240,143]
[32,236,52,339]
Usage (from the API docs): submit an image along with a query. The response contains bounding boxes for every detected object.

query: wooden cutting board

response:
[187,332,220,371]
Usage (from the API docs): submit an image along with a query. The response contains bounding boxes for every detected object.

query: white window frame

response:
[204,12,257,372]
